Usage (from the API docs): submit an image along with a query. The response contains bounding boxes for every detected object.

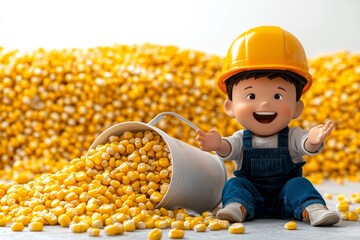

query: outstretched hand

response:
[305,120,334,153]
[196,129,222,152]
[308,120,335,145]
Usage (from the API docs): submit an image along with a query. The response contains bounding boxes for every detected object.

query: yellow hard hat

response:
[217,26,313,95]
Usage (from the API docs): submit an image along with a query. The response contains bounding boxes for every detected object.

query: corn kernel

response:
[168,229,185,239]
[11,222,24,232]
[171,220,185,229]
[0,217,7,226]
[91,219,103,229]
[218,219,230,229]
[29,221,44,231]
[104,223,124,236]
[45,213,57,225]
[150,192,163,203]
[228,223,245,234]
[70,223,86,233]
[336,202,349,211]
[340,211,349,221]
[58,214,71,227]
[14,215,31,226]
[148,228,162,240]
[323,193,332,200]
[193,223,207,232]
[155,220,167,229]
[356,207,360,214]
[123,219,136,232]
[87,227,100,237]
[348,211,359,221]
[284,221,297,230]
[208,220,220,231]
[144,218,156,229]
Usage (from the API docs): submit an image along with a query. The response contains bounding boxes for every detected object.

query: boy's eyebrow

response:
[278,87,286,92]
[244,86,252,90]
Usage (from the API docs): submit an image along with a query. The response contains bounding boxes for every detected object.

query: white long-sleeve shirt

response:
[217,127,323,170]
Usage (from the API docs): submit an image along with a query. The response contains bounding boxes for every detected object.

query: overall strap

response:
[278,127,289,147]
[243,129,252,149]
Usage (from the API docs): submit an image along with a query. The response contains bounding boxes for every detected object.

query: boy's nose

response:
[260,100,270,107]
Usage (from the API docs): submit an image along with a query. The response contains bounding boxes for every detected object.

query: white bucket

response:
[88,112,227,213]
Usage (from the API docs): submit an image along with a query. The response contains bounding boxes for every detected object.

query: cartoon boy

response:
[196,26,340,226]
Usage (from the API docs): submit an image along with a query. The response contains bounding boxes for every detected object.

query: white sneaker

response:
[303,204,340,226]
[216,203,246,222]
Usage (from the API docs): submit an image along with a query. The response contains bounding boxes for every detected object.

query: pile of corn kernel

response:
[0,45,359,183]
[0,130,245,238]
[292,52,360,184]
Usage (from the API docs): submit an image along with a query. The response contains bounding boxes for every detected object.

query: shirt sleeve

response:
[216,130,244,163]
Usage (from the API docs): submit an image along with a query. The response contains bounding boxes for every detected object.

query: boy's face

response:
[224,77,304,137]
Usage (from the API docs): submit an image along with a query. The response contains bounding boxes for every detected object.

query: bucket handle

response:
[148,112,199,131]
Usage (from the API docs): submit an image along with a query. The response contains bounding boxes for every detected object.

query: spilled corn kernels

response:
[0,126,252,237]
[0,130,175,235]
[334,192,360,222]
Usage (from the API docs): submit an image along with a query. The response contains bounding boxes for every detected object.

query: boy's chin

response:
[248,124,287,137]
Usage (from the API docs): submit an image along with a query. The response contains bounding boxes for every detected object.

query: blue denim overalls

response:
[221,127,325,220]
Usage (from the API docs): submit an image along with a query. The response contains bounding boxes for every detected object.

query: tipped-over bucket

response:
[88,112,227,213]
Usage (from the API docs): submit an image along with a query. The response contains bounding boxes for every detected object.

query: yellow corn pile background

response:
[0,45,359,184]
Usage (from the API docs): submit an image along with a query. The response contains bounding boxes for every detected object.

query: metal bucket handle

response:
[148,112,199,131]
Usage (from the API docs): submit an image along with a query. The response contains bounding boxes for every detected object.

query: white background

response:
[0,0,359,57]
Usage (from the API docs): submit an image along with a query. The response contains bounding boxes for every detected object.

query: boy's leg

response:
[278,177,339,226]
[217,177,261,221]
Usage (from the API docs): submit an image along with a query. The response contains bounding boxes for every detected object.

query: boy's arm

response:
[196,129,232,157]
[305,120,335,153]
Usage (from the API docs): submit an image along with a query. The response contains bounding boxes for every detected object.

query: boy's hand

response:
[306,120,334,152]
[196,129,222,152]
[308,120,334,144]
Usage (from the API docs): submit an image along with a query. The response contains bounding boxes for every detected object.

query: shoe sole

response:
[216,209,243,223]
[311,213,340,226]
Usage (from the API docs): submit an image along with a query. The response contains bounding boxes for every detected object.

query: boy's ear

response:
[293,100,304,119]
[224,99,235,118]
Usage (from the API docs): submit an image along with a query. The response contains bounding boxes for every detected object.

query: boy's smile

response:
[253,112,277,124]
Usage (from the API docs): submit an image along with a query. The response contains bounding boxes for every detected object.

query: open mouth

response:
[253,112,277,124]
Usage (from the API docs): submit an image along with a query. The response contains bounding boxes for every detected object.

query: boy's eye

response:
[246,93,256,100]
[274,93,283,100]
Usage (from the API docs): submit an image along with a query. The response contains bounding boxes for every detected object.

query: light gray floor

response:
[0,181,359,240]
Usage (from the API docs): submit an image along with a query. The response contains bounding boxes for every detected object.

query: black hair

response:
[225,70,307,102]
